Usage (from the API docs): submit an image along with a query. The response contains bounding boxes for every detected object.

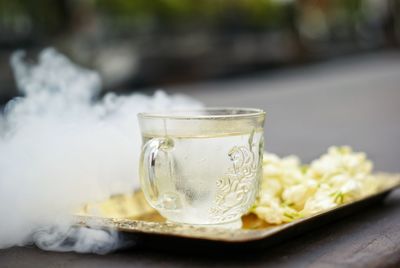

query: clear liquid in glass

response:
[141,130,263,226]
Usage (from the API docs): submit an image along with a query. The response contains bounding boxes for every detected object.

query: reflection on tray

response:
[77,173,400,233]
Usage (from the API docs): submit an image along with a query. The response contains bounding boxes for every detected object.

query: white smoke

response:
[0,48,202,253]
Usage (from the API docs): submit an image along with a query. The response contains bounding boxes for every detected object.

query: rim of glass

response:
[138,107,265,120]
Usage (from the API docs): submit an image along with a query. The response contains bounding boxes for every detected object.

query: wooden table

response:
[1,51,400,268]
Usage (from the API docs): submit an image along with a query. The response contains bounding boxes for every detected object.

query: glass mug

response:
[138,108,265,228]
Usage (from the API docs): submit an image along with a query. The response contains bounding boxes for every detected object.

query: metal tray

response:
[76,173,400,251]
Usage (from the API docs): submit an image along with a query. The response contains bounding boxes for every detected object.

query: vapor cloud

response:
[0,48,201,253]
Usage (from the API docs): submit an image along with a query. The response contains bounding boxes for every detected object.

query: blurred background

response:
[0,0,399,168]
[0,0,399,103]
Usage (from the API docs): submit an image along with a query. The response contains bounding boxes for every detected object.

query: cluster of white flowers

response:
[252,146,381,224]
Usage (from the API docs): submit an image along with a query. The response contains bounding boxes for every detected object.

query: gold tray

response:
[76,173,400,251]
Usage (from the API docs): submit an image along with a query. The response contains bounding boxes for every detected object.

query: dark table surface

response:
[1,51,400,268]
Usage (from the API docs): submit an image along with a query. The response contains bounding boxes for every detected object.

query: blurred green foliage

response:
[0,0,68,34]
[0,0,392,35]
[0,0,398,92]
[96,0,289,30]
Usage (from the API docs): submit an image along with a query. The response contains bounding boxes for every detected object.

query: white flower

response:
[260,178,282,198]
[253,146,380,224]
[307,146,373,180]
[253,206,284,224]
[282,179,317,209]
[301,194,337,216]
[253,203,300,224]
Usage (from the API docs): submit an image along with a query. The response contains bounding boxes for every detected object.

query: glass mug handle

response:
[139,137,181,211]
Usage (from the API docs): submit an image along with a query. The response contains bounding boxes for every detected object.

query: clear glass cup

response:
[138,108,265,228]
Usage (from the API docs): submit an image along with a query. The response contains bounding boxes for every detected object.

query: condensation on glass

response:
[138,108,265,228]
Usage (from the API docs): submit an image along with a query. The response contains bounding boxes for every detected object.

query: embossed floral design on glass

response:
[138,108,265,228]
